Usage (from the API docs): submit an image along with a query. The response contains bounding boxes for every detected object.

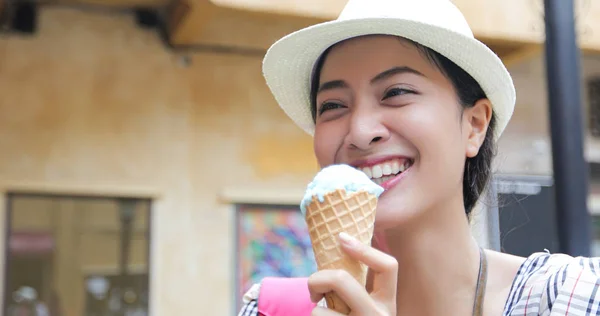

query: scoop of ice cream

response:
[300,164,384,216]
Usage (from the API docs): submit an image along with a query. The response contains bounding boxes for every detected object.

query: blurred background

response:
[0,0,598,315]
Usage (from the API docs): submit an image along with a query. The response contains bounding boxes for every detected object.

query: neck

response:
[372,196,482,315]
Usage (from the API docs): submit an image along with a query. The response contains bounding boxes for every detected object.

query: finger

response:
[308,269,374,313]
[338,232,398,300]
[311,306,343,316]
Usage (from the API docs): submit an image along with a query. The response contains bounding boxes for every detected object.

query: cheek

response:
[313,126,343,166]
[396,105,457,144]
[400,104,465,174]
[424,120,466,185]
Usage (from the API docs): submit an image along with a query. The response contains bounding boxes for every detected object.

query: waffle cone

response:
[305,189,378,315]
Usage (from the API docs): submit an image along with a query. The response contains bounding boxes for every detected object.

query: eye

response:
[382,87,415,100]
[318,102,345,115]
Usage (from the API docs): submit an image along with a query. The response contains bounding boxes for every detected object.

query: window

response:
[591,216,600,257]
[587,77,600,137]
[4,194,151,316]
[235,204,316,309]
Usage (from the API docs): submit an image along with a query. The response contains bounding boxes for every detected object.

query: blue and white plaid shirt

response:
[504,252,600,315]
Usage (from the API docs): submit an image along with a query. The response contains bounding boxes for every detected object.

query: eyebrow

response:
[370,66,425,84]
[317,80,348,94]
[317,66,425,94]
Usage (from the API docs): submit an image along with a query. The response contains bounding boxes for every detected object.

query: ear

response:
[464,98,492,158]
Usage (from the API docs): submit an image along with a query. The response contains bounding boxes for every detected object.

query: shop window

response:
[591,216,600,256]
[4,194,151,316]
[235,204,317,310]
[588,77,600,138]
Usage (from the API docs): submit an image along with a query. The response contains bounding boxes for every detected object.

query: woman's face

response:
[313,35,491,229]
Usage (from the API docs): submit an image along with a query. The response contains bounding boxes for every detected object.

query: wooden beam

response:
[452,0,544,43]
[500,44,542,68]
[167,1,324,50]
[201,0,546,43]
[53,0,170,7]
[209,0,344,19]
[167,0,218,45]
[168,0,600,54]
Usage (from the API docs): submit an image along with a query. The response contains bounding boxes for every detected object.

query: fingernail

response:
[339,232,359,247]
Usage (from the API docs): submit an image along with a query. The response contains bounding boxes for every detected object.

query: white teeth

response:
[362,167,372,178]
[359,158,412,182]
[399,162,406,173]
[391,161,400,174]
[372,165,383,178]
[382,163,392,176]
[401,161,411,172]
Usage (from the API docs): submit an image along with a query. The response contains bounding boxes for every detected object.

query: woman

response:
[239,0,600,315]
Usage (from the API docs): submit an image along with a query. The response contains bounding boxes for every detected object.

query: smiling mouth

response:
[358,158,414,185]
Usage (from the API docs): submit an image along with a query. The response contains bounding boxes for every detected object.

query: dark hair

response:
[309,37,497,219]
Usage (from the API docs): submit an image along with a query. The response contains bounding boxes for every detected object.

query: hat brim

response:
[263,17,516,140]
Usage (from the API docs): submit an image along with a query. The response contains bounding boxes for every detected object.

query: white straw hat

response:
[262,0,516,139]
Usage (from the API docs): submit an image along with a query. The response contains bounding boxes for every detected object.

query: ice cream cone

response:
[305,188,378,315]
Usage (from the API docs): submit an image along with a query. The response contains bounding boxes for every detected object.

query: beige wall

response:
[0,7,317,316]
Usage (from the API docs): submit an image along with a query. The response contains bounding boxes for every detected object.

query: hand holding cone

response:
[301,164,383,314]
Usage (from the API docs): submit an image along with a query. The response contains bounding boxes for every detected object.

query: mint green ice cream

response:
[300,164,384,216]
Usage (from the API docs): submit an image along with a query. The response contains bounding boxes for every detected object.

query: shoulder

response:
[504,251,600,315]
[238,278,326,316]
[238,282,267,316]
[241,283,262,306]
[238,283,260,316]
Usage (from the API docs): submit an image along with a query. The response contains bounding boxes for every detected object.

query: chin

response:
[373,199,421,232]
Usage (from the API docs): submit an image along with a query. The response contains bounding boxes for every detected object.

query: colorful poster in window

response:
[236,205,317,304]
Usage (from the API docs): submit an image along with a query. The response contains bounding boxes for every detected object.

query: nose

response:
[344,107,390,150]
